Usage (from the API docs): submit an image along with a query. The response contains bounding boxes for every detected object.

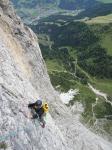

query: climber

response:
[28,100,49,128]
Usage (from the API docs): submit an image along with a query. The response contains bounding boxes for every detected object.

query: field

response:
[97,0,112,3]
[93,79,112,97]
[86,14,112,24]
[101,33,112,55]
[85,19,112,56]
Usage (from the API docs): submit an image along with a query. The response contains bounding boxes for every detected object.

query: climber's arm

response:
[28,102,36,108]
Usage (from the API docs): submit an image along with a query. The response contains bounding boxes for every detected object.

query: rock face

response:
[0,1,112,150]
[0,1,68,150]
[0,0,9,6]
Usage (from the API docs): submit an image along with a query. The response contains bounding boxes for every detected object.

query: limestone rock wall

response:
[0,1,69,149]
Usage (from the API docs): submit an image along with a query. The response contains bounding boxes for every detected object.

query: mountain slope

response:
[0,1,112,150]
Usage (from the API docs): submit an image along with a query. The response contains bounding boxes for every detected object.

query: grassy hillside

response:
[86,22,112,56]
[30,15,112,138]
[86,13,112,24]
[101,34,112,55]
[31,20,112,79]
[85,14,112,56]
[97,0,112,3]
[30,15,112,88]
